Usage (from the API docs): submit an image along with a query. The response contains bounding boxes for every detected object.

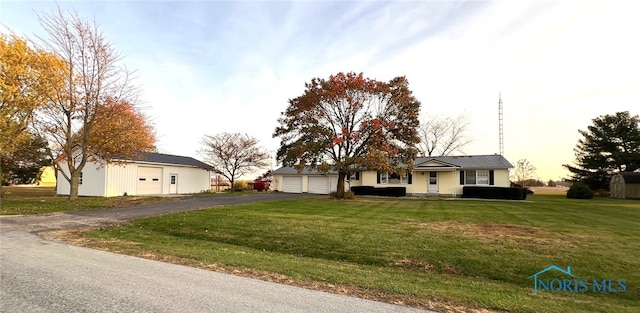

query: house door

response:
[169,174,178,194]
[428,172,438,193]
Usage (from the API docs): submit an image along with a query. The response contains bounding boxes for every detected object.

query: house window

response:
[348,172,360,181]
[79,172,83,185]
[379,171,411,184]
[477,170,489,185]
[139,178,146,181]
[465,170,476,185]
[461,170,493,185]
[380,172,389,183]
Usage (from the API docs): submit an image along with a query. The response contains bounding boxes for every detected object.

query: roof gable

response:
[415,159,459,168]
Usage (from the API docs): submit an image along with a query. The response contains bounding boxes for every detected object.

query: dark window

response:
[79,172,83,185]
[152,178,159,182]
[170,176,176,184]
[379,171,410,184]
[465,170,476,185]
[139,178,146,181]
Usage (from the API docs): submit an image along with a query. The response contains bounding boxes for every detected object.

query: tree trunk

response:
[68,170,80,200]
[336,172,347,198]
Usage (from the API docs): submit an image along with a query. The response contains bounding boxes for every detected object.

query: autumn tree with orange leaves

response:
[85,98,156,160]
[273,72,421,198]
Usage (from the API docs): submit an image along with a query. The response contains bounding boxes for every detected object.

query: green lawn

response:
[0,186,177,215]
[72,195,639,312]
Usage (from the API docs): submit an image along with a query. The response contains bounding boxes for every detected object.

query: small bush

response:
[233,181,248,191]
[351,186,375,196]
[253,181,267,192]
[567,182,594,199]
[462,186,527,200]
[329,191,355,199]
[350,186,405,197]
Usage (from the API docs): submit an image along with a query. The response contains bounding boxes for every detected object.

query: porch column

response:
[453,169,457,196]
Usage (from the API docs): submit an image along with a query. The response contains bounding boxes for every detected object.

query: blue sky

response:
[2,0,638,181]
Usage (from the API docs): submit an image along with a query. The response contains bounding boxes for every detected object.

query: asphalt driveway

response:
[1,192,317,233]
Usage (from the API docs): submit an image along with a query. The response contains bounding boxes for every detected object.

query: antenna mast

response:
[498,93,504,156]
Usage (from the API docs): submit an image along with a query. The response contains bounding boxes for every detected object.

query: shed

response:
[56,152,214,197]
[610,172,640,200]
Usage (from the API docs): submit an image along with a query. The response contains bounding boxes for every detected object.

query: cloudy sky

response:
[2,0,638,181]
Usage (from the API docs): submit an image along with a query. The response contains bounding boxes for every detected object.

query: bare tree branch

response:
[418,112,472,157]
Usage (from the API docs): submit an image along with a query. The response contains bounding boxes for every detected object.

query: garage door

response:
[282,176,302,193]
[137,166,162,195]
[308,176,330,194]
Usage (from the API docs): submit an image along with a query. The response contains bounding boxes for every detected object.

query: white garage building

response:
[272,167,340,194]
[56,152,213,197]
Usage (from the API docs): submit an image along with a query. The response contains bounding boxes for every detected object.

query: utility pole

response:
[498,93,504,156]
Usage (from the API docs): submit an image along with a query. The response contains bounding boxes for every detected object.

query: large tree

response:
[273,72,421,198]
[34,9,153,200]
[0,34,63,155]
[199,132,271,191]
[418,112,471,157]
[563,111,640,190]
[1,132,51,185]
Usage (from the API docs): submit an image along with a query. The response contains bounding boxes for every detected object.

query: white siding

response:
[56,160,107,197]
[158,165,210,195]
[105,162,138,197]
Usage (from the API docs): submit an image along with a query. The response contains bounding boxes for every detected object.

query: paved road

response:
[0,193,435,313]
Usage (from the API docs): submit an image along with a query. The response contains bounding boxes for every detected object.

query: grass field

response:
[61,194,640,313]
[0,186,178,215]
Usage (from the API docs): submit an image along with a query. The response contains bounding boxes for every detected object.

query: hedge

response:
[462,186,527,200]
[351,186,406,197]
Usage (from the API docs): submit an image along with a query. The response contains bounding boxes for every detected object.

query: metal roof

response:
[415,155,513,169]
[274,155,513,174]
[113,152,214,170]
[619,172,640,184]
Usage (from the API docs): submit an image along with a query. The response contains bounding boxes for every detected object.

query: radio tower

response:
[498,93,504,156]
